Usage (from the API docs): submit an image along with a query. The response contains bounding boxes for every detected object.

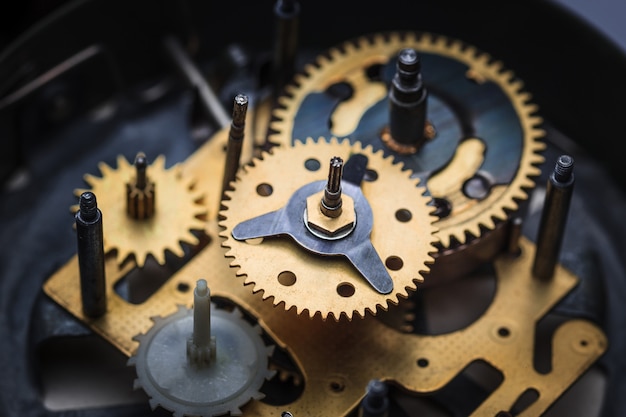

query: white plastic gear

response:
[128,304,275,417]
[73,154,207,267]
[219,137,439,320]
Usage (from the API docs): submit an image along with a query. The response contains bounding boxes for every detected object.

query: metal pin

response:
[126,152,155,220]
[507,216,523,256]
[75,191,106,318]
[320,156,343,218]
[134,152,147,189]
[532,155,575,280]
[221,94,249,203]
[388,48,428,151]
[187,278,216,367]
[358,379,389,417]
[272,0,300,100]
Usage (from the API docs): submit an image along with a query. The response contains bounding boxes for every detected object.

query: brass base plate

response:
[44,228,607,416]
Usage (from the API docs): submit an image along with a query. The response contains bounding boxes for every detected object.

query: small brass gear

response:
[219,138,438,320]
[268,31,545,250]
[74,154,207,267]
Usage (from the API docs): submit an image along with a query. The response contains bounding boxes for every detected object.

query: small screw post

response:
[76,191,107,318]
[320,156,344,218]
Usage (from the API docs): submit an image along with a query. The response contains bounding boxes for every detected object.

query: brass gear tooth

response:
[528,115,544,127]
[355,36,370,49]
[439,232,453,249]
[526,103,539,114]
[274,99,289,115]
[311,57,328,71]
[464,45,478,58]
[328,46,344,61]
[420,31,434,45]
[387,31,401,45]
[97,161,114,177]
[404,31,418,44]
[343,40,358,55]
[448,39,463,54]
[168,243,186,259]
[284,83,299,97]
[82,173,100,187]
[510,79,524,92]
[490,60,504,73]
[434,34,449,49]
[501,69,515,82]
[152,154,166,170]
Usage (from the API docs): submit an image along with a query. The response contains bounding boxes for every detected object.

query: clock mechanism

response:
[1,1,625,416]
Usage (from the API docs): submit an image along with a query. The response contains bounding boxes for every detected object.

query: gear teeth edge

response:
[97,161,113,177]
[147,398,159,411]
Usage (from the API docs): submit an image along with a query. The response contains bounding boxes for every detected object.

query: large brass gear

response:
[268,31,545,251]
[219,138,439,320]
[74,154,207,267]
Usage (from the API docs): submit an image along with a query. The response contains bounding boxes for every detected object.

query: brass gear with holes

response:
[73,154,207,267]
[219,137,439,320]
[268,31,545,250]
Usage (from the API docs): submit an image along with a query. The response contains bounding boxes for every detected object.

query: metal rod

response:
[163,36,230,129]
[507,216,523,256]
[532,155,575,279]
[193,279,211,348]
[75,191,106,318]
[388,48,428,150]
[272,0,300,99]
[187,278,216,367]
[321,156,343,218]
[134,152,148,190]
[221,94,249,201]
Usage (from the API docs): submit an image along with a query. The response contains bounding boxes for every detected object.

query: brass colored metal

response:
[126,152,155,220]
[43,222,606,416]
[269,31,545,250]
[380,121,436,155]
[73,154,206,267]
[42,94,602,416]
[306,190,355,237]
[220,138,439,320]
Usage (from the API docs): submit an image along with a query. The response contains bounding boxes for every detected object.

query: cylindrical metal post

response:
[75,191,106,318]
[220,94,249,203]
[193,279,211,347]
[187,278,216,367]
[272,0,300,99]
[532,155,575,279]
[387,48,428,152]
[321,156,344,218]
